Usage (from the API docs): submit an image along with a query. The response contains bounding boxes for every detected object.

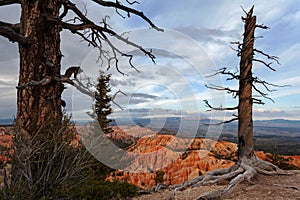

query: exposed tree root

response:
[155,156,300,200]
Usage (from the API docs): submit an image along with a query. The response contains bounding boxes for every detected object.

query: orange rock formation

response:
[0,125,299,189]
[106,126,300,189]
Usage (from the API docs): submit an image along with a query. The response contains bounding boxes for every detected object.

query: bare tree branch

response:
[92,0,163,32]
[205,84,239,98]
[252,98,265,105]
[252,58,276,71]
[256,24,269,29]
[240,6,248,15]
[204,117,238,126]
[73,76,127,111]
[126,0,140,5]
[47,0,157,74]
[203,100,238,111]
[60,20,156,62]
[206,67,239,81]
[0,0,20,6]
[73,80,95,98]
[230,41,243,57]
[0,21,27,45]
[252,84,275,103]
[253,76,290,92]
[254,49,280,65]
[16,77,53,89]
[110,90,127,110]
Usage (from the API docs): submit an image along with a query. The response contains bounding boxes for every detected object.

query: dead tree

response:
[168,6,299,199]
[0,0,162,136]
[0,0,161,197]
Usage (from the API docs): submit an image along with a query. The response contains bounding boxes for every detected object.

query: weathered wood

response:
[17,0,63,134]
[237,6,256,160]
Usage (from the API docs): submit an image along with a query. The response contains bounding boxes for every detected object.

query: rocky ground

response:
[133,173,300,200]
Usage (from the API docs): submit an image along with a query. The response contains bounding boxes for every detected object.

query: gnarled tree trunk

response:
[237,9,256,160]
[17,0,63,134]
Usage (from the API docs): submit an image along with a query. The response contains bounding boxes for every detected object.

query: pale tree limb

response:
[111,90,127,110]
[161,155,299,200]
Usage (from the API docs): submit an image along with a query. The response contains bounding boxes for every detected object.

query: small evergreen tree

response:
[95,70,113,134]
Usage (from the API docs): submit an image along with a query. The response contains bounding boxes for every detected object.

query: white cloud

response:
[0,0,299,120]
[253,107,300,120]
[283,9,300,23]
[279,43,300,67]
[0,58,18,118]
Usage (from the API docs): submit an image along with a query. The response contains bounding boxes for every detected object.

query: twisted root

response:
[158,156,300,200]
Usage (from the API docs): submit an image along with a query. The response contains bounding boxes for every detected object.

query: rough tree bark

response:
[17,0,63,134]
[237,7,255,161]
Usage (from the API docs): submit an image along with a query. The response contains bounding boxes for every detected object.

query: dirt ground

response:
[132,174,300,200]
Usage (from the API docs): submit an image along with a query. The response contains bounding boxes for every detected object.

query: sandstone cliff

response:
[0,125,299,189]
[106,126,300,189]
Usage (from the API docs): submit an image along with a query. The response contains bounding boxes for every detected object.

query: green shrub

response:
[0,116,140,199]
[73,179,139,200]
[154,170,165,184]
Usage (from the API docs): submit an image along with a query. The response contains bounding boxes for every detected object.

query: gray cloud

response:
[128,98,151,105]
[253,108,300,120]
[60,31,93,69]
[110,77,137,87]
[0,4,21,61]
[112,108,201,119]
[174,26,240,44]
[127,48,181,59]
[126,93,158,105]
[0,80,15,87]
[0,88,16,118]
[131,93,157,99]
[110,92,157,107]
[1,0,299,121]
[0,38,19,61]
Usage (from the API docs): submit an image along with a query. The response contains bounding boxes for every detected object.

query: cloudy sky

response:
[0,0,300,121]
